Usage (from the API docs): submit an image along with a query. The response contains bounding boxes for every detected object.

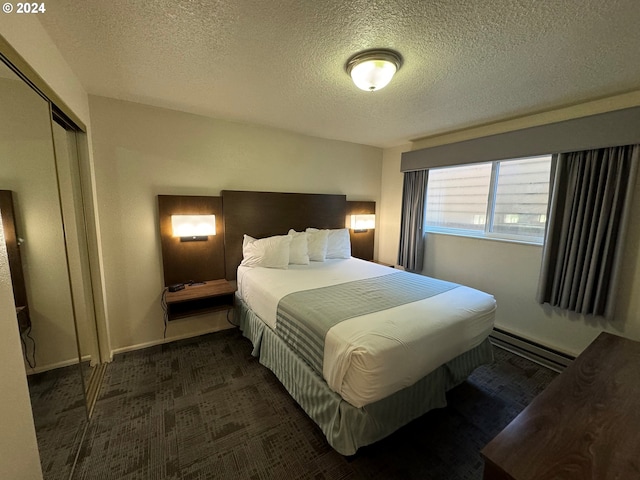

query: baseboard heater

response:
[489,328,574,373]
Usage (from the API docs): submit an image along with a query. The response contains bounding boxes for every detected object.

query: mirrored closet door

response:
[51,119,103,403]
[0,56,102,479]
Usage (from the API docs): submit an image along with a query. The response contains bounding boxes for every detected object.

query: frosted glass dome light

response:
[346,49,403,92]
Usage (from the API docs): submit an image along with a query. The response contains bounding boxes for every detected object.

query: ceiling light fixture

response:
[346,49,403,92]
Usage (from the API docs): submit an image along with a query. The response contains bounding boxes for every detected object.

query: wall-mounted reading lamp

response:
[350,214,375,233]
[171,214,216,242]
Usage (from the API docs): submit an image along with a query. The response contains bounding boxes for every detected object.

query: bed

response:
[222,190,496,455]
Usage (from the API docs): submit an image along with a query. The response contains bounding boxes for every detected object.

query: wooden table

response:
[164,279,236,320]
[482,332,640,480]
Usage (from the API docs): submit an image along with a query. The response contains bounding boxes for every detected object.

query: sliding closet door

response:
[52,122,101,387]
[0,60,87,479]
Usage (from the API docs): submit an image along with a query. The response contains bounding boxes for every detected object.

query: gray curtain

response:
[398,170,428,272]
[537,145,639,317]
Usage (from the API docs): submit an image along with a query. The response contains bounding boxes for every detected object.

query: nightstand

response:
[164,279,236,320]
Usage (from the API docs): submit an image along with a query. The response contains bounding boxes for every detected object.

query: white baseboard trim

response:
[26,354,92,375]
[110,324,235,357]
[490,328,574,373]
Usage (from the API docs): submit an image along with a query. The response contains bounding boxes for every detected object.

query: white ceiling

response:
[38,0,640,148]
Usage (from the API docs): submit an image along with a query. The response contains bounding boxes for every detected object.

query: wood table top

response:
[481,332,640,480]
[165,279,236,304]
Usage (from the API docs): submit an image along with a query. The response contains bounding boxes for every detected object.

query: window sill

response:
[424,229,544,247]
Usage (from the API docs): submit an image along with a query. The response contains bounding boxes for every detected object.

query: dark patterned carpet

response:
[72,329,557,480]
[28,364,88,480]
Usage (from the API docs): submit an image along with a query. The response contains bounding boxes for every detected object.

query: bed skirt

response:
[236,295,494,455]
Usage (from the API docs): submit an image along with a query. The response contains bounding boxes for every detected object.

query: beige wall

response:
[380,104,640,357]
[88,95,383,353]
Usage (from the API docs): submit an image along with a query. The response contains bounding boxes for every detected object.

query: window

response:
[425,155,552,243]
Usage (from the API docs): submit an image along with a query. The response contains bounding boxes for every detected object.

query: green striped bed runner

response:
[275,271,459,375]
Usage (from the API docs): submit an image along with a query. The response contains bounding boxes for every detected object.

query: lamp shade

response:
[350,214,376,230]
[346,49,403,92]
[171,215,216,238]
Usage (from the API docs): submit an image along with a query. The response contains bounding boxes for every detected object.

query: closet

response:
[0,48,103,479]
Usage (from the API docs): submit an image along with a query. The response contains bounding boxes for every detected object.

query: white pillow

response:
[326,228,351,259]
[305,228,329,262]
[241,234,291,269]
[287,230,310,265]
[308,228,351,259]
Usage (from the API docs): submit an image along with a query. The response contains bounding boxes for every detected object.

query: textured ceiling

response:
[38,0,640,148]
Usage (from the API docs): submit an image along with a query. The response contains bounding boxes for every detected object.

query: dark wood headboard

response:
[221,190,347,280]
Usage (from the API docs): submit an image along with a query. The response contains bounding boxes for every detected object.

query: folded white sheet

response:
[237,258,496,408]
